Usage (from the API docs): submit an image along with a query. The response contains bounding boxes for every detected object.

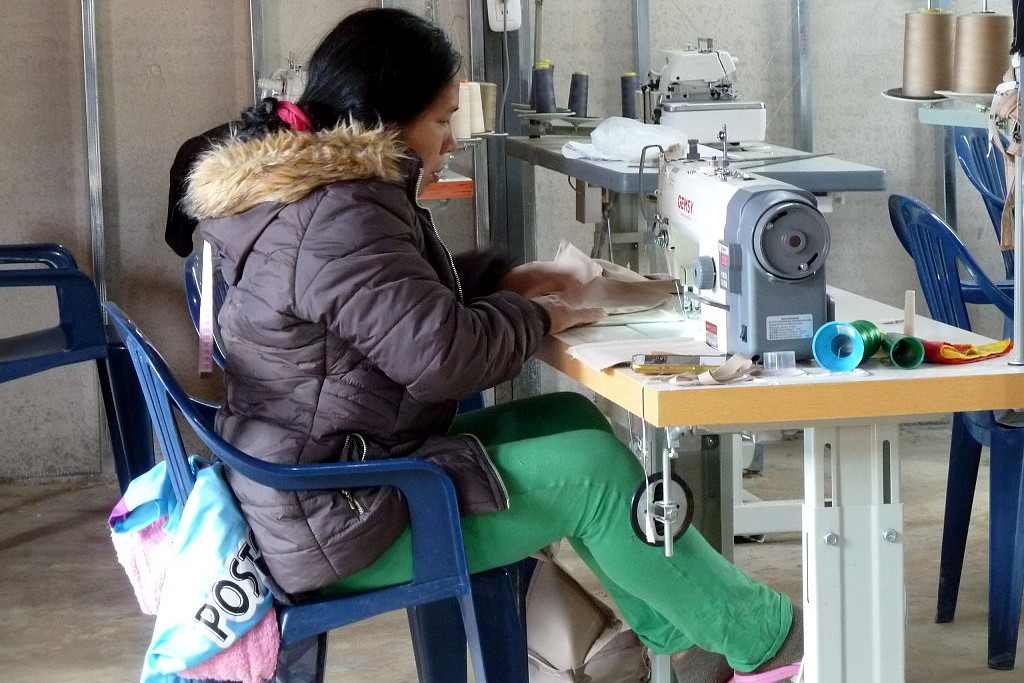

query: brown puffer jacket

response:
[185,124,548,594]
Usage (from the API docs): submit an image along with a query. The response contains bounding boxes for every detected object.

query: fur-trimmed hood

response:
[184,123,409,220]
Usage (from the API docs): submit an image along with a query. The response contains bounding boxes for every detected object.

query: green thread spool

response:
[883,332,926,369]
[852,320,925,369]
[850,320,884,359]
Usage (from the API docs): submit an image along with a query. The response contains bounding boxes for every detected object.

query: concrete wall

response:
[0,0,1012,480]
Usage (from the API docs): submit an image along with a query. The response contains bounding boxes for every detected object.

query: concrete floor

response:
[0,420,1020,682]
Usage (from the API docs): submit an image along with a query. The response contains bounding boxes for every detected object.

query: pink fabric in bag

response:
[110,515,173,616]
[110,510,280,683]
[180,608,279,683]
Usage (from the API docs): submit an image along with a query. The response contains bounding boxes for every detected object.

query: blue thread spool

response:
[812,321,866,372]
[568,72,589,117]
[533,64,556,113]
[621,72,639,119]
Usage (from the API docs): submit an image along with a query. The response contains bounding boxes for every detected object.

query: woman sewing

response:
[182,8,802,682]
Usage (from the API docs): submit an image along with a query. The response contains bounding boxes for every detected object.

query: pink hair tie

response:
[277,100,313,132]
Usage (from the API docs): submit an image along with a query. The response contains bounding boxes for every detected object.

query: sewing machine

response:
[648,39,767,143]
[655,145,831,360]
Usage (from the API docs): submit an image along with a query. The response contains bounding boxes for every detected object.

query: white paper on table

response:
[564,337,721,371]
[557,316,718,370]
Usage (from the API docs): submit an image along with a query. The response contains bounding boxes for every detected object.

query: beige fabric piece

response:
[668,354,759,386]
[551,240,676,315]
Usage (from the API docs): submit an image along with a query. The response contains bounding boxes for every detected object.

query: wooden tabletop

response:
[537,288,1024,430]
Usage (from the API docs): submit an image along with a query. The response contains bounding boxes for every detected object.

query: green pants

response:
[322,392,791,671]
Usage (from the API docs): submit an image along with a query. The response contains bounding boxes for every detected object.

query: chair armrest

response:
[192,419,467,585]
[0,243,79,269]
[188,396,221,428]
[0,269,106,349]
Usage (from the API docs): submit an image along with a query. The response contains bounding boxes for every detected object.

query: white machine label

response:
[705,321,720,350]
[765,314,814,341]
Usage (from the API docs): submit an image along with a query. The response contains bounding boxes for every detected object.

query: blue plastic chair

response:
[0,243,152,492]
[954,126,1012,278]
[103,301,527,682]
[949,127,1017,339]
[888,194,1024,670]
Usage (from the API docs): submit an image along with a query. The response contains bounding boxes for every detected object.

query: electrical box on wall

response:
[487,0,521,32]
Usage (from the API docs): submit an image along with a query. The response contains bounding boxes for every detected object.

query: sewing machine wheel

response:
[630,472,694,546]
[752,200,830,280]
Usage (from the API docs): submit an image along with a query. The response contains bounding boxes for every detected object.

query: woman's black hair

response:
[236,8,461,138]
[234,98,290,141]
[299,8,461,129]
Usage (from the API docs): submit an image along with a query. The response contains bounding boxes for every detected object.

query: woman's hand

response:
[532,295,605,335]
[500,262,582,299]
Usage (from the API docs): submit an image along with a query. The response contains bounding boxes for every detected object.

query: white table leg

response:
[802,424,905,682]
[733,434,803,536]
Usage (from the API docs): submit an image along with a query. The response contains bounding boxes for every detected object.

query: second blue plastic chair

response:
[888,194,1024,670]
[953,126,1012,280]
[0,243,152,491]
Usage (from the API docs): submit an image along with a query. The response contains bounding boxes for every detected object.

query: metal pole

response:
[1011,53,1024,364]
[81,0,106,301]
[534,0,543,66]
[633,0,651,80]
[792,0,812,151]
[250,0,265,104]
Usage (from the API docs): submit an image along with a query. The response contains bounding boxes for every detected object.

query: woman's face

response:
[399,77,459,185]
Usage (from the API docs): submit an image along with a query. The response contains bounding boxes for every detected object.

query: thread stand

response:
[512,105,603,137]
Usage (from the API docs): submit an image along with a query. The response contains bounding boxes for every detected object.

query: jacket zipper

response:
[414,168,464,304]
[463,432,511,511]
[339,433,367,516]
[342,489,365,516]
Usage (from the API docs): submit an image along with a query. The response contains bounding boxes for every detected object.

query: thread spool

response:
[621,72,639,119]
[529,60,550,110]
[451,82,473,139]
[952,12,1012,94]
[813,321,866,372]
[467,82,485,134]
[856,320,925,369]
[532,64,556,113]
[902,9,954,98]
[479,82,498,132]
[813,320,925,371]
[568,72,589,118]
[883,333,926,370]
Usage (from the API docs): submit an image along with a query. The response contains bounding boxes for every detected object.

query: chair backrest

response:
[887,194,1014,332]
[183,250,228,369]
[953,126,1013,278]
[954,126,1007,215]
[102,302,484,650]
[0,242,79,269]
[0,244,107,382]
